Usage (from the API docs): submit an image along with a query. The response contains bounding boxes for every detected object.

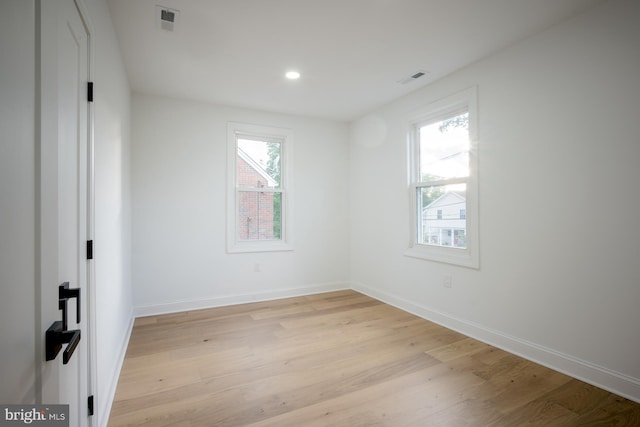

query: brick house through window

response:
[237,147,278,240]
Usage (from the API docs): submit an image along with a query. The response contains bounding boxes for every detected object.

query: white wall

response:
[350,0,640,401]
[84,0,133,424]
[132,94,350,314]
[0,0,37,404]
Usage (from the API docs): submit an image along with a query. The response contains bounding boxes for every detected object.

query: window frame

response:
[226,122,294,253]
[405,87,479,268]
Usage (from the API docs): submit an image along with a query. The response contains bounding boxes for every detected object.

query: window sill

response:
[227,241,294,254]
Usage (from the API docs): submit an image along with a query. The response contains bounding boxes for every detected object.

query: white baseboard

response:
[134,282,350,318]
[351,281,640,404]
[98,310,135,427]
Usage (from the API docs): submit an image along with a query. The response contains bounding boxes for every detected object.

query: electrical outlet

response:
[443,274,452,288]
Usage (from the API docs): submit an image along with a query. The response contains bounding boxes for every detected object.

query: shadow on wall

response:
[351,114,388,148]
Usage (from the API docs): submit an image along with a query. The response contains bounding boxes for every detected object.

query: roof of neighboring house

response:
[424,190,466,210]
[237,147,278,187]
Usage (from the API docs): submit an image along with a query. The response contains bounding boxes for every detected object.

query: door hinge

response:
[88,395,94,416]
[88,82,94,102]
[86,240,93,260]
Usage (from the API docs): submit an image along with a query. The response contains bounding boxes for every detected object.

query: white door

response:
[39,0,92,426]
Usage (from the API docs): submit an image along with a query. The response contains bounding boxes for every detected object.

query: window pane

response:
[237,138,281,188]
[418,183,467,248]
[419,112,469,182]
[238,191,282,241]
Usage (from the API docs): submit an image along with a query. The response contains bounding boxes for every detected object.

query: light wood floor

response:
[108,290,640,426]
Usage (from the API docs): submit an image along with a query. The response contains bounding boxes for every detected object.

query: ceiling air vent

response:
[156,5,179,32]
[397,70,429,85]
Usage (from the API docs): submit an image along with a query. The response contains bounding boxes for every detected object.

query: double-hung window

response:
[406,88,479,268]
[227,122,293,253]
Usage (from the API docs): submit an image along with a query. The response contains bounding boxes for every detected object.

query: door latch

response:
[58,282,80,329]
[46,321,81,364]
[46,282,81,364]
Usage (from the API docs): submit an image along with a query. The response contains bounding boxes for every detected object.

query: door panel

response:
[39,1,91,425]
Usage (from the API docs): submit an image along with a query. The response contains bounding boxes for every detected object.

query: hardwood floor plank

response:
[540,379,611,415]
[426,337,493,362]
[108,290,640,426]
[571,394,640,426]
[490,399,579,427]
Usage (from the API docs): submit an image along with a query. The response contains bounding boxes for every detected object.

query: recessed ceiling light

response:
[285,71,301,80]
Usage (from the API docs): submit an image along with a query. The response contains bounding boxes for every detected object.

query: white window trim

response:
[405,87,479,269]
[226,122,294,253]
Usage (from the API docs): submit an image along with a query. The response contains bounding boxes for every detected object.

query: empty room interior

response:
[1,0,640,426]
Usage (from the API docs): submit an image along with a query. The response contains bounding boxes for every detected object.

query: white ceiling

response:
[108,0,604,121]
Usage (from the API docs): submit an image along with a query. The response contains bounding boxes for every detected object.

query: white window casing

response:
[405,87,479,268]
[226,122,294,253]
